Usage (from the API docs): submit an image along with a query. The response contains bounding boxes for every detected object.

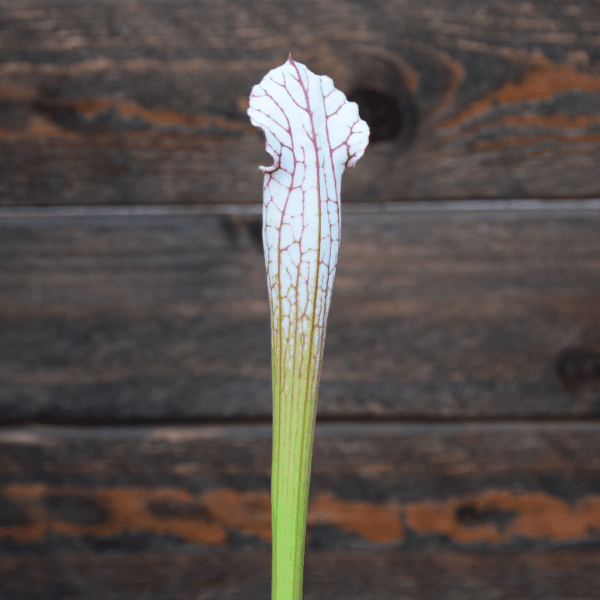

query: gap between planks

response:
[1,199,600,223]
[1,419,600,443]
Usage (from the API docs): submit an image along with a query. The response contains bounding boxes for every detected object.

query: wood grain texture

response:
[1,421,600,545]
[2,0,600,205]
[2,549,600,600]
[1,211,599,421]
[1,422,600,599]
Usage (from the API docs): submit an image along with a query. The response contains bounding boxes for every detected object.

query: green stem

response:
[271,307,322,600]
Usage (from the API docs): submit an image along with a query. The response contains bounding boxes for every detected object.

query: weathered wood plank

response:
[1,211,600,421]
[2,0,600,205]
[1,422,600,546]
[1,421,600,599]
[2,548,600,600]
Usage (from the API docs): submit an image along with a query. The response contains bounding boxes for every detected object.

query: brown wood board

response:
[1,421,600,546]
[0,422,600,599]
[2,0,600,205]
[1,549,600,600]
[1,211,599,421]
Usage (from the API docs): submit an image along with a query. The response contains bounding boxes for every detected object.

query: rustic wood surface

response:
[2,0,600,205]
[1,422,600,599]
[3,548,600,600]
[2,1,600,595]
[1,210,599,422]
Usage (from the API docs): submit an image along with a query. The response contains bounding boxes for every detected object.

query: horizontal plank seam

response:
[1,414,600,436]
[1,199,600,221]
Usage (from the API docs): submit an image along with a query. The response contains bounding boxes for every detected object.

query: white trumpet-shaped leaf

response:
[248,55,369,600]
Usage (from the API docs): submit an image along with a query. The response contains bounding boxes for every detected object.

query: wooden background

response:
[3,0,600,205]
[2,0,600,598]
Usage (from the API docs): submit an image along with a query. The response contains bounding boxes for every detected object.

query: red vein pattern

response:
[248,55,368,600]
[248,54,368,407]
